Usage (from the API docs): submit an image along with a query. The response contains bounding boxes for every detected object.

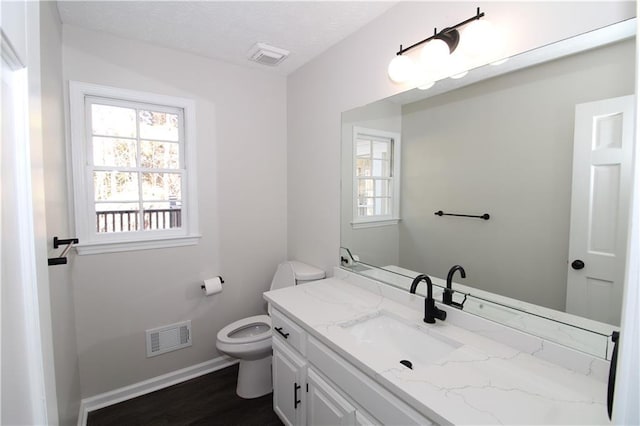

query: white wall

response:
[287,1,635,274]
[61,25,287,397]
[40,3,82,423]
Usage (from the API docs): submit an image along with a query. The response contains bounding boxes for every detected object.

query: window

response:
[69,82,199,254]
[352,127,401,228]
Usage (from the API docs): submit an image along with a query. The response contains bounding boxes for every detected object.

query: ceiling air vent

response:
[248,42,290,67]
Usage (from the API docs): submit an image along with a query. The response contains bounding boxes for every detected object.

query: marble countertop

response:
[264,277,610,425]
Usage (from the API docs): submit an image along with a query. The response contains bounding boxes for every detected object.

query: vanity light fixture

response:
[388,8,494,86]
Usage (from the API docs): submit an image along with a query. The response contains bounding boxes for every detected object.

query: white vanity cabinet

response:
[273,338,306,426]
[271,308,433,426]
[306,368,356,425]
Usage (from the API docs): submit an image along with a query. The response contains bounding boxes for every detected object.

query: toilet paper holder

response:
[201,276,224,290]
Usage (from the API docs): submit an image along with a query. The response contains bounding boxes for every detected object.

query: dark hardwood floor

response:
[87,364,283,426]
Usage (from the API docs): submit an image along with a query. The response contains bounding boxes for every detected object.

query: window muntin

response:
[352,127,401,226]
[69,82,199,254]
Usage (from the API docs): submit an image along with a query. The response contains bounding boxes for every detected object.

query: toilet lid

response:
[217,315,272,345]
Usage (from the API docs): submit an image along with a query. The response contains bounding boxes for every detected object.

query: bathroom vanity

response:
[270,307,427,425]
[264,269,611,425]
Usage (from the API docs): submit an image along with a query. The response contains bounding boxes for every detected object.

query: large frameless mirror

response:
[340,19,636,359]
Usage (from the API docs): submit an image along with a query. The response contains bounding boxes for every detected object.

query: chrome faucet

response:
[409,274,446,324]
[444,265,466,308]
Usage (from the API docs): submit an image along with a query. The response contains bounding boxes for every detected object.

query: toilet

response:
[216,260,325,399]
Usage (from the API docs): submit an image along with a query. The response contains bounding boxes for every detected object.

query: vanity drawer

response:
[307,336,434,426]
[271,309,306,355]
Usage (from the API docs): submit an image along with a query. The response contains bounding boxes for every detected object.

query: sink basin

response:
[340,312,462,368]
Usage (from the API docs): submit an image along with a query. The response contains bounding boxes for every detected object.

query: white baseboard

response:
[77,356,238,426]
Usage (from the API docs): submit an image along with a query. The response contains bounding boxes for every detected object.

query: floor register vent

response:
[146,320,192,358]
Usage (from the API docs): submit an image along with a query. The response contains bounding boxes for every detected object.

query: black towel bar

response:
[434,210,490,220]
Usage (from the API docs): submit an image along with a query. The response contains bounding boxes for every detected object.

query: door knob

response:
[571,259,585,270]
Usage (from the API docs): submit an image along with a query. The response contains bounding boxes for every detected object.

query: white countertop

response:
[264,277,610,425]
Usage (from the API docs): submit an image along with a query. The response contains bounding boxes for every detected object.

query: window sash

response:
[85,96,185,166]
[355,137,393,179]
[356,177,394,219]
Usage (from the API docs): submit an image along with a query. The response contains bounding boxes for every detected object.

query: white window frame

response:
[69,81,200,254]
[351,126,401,228]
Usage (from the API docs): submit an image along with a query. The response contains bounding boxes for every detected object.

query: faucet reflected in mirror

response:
[410,274,447,323]
[444,265,466,309]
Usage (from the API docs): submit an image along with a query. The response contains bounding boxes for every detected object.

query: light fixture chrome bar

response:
[395,7,485,56]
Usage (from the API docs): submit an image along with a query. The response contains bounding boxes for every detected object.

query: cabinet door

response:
[307,368,356,426]
[354,411,379,426]
[273,339,306,426]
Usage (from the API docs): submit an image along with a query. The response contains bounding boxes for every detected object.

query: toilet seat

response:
[217,315,272,345]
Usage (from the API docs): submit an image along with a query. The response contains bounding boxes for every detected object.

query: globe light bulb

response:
[416,79,435,90]
[448,51,470,79]
[490,57,509,66]
[457,19,509,68]
[420,38,450,66]
[459,19,498,60]
[450,70,468,79]
[387,55,415,83]
[411,63,438,90]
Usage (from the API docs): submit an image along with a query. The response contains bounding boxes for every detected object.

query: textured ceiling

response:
[57,1,397,75]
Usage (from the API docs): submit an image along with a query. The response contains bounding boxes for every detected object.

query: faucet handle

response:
[424,298,447,323]
[434,306,447,321]
[450,301,464,310]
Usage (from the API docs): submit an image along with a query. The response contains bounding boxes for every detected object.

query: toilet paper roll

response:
[202,276,223,296]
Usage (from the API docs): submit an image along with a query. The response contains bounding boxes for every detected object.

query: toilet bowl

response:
[216,315,273,398]
[217,315,272,360]
[215,261,325,399]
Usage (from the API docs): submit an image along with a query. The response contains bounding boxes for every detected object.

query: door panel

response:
[273,339,306,426]
[307,369,355,426]
[566,95,634,326]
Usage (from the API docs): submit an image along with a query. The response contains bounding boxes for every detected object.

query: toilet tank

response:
[270,261,325,291]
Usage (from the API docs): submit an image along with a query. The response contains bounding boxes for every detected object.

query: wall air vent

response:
[248,42,290,66]
[146,320,192,358]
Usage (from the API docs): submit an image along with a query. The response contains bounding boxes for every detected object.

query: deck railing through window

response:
[96,209,182,233]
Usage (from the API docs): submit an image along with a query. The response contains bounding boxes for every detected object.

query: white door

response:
[273,339,306,426]
[307,368,355,426]
[1,1,59,424]
[566,95,635,325]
